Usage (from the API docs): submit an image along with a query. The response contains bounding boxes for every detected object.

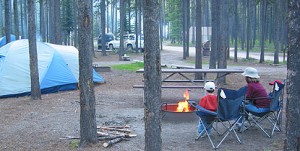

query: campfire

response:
[176,89,191,112]
[161,89,197,122]
[162,89,195,113]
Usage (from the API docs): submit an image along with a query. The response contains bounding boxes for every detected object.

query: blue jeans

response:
[245,103,270,113]
[239,103,270,124]
[198,120,212,135]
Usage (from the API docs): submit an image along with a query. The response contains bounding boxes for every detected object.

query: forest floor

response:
[0,47,287,151]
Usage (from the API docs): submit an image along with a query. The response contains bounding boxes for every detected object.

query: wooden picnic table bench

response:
[134,68,244,91]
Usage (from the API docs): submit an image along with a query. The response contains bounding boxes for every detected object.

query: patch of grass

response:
[111,62,144,71]
[265,60,287,65]
[69,140,79,149]
[186,60,209,65]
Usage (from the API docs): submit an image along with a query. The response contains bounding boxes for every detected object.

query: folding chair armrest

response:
[188,100,217,116]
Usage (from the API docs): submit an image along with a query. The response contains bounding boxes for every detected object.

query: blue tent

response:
[0,39,104,98]
[0,35,16,47]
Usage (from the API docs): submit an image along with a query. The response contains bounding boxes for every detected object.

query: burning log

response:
[103,137,128,148]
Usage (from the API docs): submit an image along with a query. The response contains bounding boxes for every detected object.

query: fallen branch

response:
[59,136,80,140]
[97,125,130,129]
[103,137,125,148]
[97,131,137,138]
[98,135,123,141]
[100,127,132,133]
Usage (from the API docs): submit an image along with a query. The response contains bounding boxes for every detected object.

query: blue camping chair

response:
[242,81,285,137]
[189,86,247,149]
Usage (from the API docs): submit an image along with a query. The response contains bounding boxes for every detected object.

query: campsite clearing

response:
[0,49,287,151]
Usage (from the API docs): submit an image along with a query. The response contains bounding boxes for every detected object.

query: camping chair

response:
[189,86,247,149]
[242,81,285,137]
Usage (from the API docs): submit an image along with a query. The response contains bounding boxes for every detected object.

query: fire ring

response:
[161,103,198,122]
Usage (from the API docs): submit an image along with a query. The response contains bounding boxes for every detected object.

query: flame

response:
[183,89,189,100]
[176,89,190,112]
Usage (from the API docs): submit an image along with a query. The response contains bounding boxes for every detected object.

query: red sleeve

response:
[199,96,207,108]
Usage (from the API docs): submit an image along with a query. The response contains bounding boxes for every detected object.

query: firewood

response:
[97,131,110,137]
[100,127,132,133]
[103,137,124,148]
[97,125,130,129]
[59,136,80,140]
[97,135,123,141]
[97,131,137,138]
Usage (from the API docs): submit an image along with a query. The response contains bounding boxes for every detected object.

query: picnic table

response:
[133,68,244,90]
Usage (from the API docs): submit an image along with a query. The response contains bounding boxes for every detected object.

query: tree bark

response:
[77,0,98,147]
[210,0,219,69]
[54,0,61,44]
[285,0,300,150]
[217,0,228,84]
[233,0,239,62]
[27,0,41,100]
[195,0,202,80]
[13,0,19,40]
[5,0,11,43]
[143,0,162,151]
[119,0,125,60]
[40,0,46,42]
[259,0,267,63]
[101,0,107,55]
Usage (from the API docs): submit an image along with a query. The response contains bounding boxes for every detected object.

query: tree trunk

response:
[27,0,41,100]
[195,0,202,80]
[23,0,28,39]
[5,0,11,44]
[77,0,98,147]
[73,0,78,47]
[119,0,125,60]
[13,0,19,40]
[182,0,190,59]
[49,0,55,43]
[0,1,3,36]
[54,0,61,44]
[135,0,139,53]
[143,0,162,151]
[285,0,300,150]
[273,0,280,64]
[217,0,228,84]
[233,0,239,62]
[210,0,219,69]
[101,0,107,55]
[40,0,46,42]
[259,0,267,63]
[246,0,251,59]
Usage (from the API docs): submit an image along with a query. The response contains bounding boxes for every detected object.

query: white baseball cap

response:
[204,82,215,91]
[242,67,260,78]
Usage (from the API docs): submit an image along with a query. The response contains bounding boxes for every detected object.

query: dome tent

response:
[0,34,16,47]
[0,39,104,98]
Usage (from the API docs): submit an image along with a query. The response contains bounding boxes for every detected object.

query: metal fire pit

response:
[161,103,198,122]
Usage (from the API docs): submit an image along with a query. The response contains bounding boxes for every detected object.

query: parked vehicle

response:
[107,35,129,51]
[97,33,115,50]
[125,34,144,51]
[107,34,144,52]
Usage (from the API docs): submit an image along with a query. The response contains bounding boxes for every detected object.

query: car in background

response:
[107,34,144,52]
[107,35,129,51]
[97,33,115,50]
[124,34,144,51]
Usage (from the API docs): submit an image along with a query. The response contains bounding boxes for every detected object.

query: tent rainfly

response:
[0,39,104,98]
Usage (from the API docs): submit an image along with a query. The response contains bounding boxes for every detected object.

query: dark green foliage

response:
[61,0,75,34]
[165,0,182,43]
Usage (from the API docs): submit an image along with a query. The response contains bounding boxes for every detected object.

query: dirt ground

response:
[0,48,287,151]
